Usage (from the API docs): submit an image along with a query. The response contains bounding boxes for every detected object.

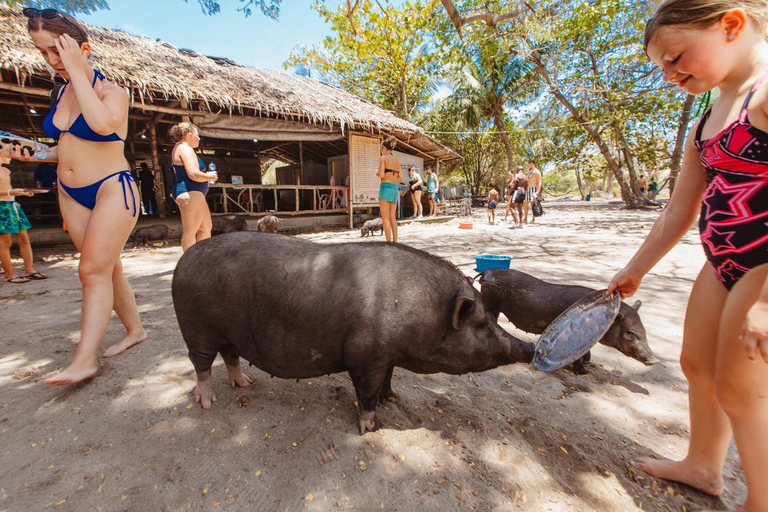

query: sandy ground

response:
[0,200,745,511]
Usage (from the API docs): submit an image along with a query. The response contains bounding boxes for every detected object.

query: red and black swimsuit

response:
[694,70,768,290]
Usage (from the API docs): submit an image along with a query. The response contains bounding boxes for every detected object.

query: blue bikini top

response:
[43,69,124,143]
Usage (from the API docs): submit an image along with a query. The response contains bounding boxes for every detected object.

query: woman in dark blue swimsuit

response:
[168,122,218,252]
[12,9,146,385]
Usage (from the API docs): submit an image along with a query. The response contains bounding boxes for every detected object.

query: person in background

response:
[34,162,58,188]
[425,166,439,217]
[376,136,401,242]
[648,176,659,197]
[169,122,217,252]
[638,173,647,196]
[407,166,423,219]
[0,145,46,283]
[609,2,768,510]
[33,162,59,221]
[524,160,542,224]
[504,166,527,228]
[138,162,157,216]
[13,7,146,384]
[487,181,499,225]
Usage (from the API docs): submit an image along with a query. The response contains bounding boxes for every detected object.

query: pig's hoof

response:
[358,411,375,434]
[229,372,253,388]
[572,363,589,375]
[194,385,217,409]
[379,390,399,404]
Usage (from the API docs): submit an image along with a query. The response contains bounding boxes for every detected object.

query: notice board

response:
[349,133,382,207]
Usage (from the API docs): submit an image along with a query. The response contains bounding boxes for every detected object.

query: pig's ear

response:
[452,293,476,330]
[631,300,642,311]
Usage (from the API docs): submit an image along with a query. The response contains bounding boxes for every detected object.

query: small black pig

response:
[211,215,247,236]
[172,233,535,434]
[360,217,383,237]
[256,215,279,233]
[130,224,168,247]
[478,268,658,374]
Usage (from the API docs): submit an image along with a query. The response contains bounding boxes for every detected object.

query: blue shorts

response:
[488,200,497,210]
[0,201,32,234]
[379,182,399,203]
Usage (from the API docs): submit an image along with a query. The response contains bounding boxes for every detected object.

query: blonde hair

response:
[644,0,768,49]
[168,122,198,142]
[381,136,397,151]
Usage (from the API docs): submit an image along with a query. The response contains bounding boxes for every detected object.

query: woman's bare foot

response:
[632,457,725,496]
[103,330,148,358]
[44,365,98,386]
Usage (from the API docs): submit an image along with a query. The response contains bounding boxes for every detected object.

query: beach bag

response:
[532,198,544,217]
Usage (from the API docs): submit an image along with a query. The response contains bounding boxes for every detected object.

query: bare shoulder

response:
[100,81,129,102]
[751,81,768,133]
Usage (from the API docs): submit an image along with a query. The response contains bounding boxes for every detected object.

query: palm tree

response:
[452,46,533,174]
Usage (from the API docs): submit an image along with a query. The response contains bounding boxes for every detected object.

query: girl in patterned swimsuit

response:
[608,2,768,509]
[10,9,146,385]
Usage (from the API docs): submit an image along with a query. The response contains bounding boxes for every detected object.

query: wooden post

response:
[348,136,354,229]
[180,98,190,123]
[436,159,446,215]
[148,122,167,217]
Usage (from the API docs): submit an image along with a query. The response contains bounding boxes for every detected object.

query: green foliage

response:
[522,0,686,179]
[421,98,526,194]
[542,167,577,197]
[286,0,444,120]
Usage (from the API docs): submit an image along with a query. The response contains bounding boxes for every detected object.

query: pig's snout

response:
[642,355,660,366]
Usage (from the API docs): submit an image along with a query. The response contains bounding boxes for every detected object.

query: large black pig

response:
[478,268,658,374]
[172,232,535,434]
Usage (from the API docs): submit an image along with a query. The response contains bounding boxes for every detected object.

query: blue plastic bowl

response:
[474,254,513,272]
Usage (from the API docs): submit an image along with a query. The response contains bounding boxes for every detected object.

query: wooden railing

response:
[208,184,349,216]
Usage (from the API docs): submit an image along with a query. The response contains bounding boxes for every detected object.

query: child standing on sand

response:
[487,181,499,225]
[0,144,46,283]
[608,2,768,510]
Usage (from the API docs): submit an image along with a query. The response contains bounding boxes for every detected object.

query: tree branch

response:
[438,0,524,37]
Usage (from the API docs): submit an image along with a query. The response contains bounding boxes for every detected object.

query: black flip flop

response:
[25,272,47,280]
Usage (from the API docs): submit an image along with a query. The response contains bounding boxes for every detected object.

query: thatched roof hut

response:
[0,5,461,167]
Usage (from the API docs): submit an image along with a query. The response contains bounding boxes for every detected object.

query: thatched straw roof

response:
[0,5,461,164]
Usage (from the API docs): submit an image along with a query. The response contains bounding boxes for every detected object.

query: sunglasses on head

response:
[23,7,85,43]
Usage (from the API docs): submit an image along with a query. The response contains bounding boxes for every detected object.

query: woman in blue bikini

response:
[376,136,401,242]
[12,8,146,385]
[168,122,217,252]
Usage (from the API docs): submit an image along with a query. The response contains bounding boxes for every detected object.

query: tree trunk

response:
[669,94,695,197]
[493,114,515,174]
[586,49,644,205]
[574,165,585,200]
[525,40,638,207]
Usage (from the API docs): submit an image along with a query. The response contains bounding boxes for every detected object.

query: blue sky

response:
[80,0,333,71]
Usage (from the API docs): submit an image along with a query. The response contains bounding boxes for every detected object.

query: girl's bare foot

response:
[44,365,98,386]
[103,330,148,358]
[632,457,725,496]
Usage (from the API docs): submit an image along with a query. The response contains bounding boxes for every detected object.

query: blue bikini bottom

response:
[59,170,137,217]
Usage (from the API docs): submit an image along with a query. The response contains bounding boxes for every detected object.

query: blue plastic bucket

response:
[474,254,513,272]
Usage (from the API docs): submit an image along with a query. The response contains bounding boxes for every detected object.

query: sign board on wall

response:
[349,133,382,207]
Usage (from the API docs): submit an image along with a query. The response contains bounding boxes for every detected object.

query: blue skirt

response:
[379,182,399,203]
